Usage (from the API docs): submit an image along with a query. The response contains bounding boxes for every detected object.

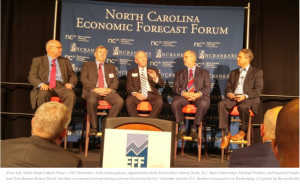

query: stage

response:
[67,148,229,168]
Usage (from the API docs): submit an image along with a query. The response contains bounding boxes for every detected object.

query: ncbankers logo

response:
[156,49,183,58]
[70,43,94,53]
[126,134,148,168]
[199,50,205,59]
[198,50,237,59]
[113,47,151,57]
[113,46,119,55]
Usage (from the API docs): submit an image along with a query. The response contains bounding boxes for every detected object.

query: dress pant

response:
[126,92,163,118]
[85,92,124,129]
[36,81,76,112]
[171,95,210,125]
[218,98,252,132]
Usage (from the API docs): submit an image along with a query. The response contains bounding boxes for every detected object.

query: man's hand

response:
[93,88,112,96]
[135,93,147,101]
[101,88,112,96]
[40,84,51,90]
[183,92,191,100]
[228,93,236,100]
[189,93,201,101]
[235,95,246,102]
[183,92,198,101]
[65,83,72,90]
[148,69,157,81]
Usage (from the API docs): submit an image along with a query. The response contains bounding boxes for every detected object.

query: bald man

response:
[272,98,299,167]
[172,50,211,140]
[28,40,77,112]
[229,106,282,167]
[1,102,82,167]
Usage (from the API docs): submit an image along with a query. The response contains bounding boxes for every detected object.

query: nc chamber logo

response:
[126,134,148,168]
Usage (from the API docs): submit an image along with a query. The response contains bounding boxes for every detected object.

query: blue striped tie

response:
[141,69,148,98]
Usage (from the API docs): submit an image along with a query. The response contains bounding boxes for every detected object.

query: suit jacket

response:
[81,62,119,99]
[228,142,279,167]
[225,66,263,114]
[172,67,211,96]
[28,55,77,109]
[1,136,83,167]
[126,67,164,96]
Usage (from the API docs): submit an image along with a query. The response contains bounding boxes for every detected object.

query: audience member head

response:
[31,102,71,146]
[46,40,63,59]
[183,50,197,69]
[135,51,148,68]
[271,98,299,167]
[261,106,283,142]
[94,45,108,63]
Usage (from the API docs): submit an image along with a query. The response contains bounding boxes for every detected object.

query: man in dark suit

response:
[28,40,77,112]
[229,106,282,167]
[272,98,299,167]
[126,51,164,118]
[1,102,82,167]
[219,49,263,148]
[171,50,211,140]
[81,45,124,135]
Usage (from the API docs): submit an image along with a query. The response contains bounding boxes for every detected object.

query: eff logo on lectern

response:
[126,134,148,168]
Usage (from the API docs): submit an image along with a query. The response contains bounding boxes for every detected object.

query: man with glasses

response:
[171,50,211,140]
[126,50,164,118]
[28,40,77,112]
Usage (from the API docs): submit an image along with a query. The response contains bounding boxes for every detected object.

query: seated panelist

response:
[81,45,124,135]
[28,39,77,112]
[171,50,211,140]
[126,51,164,118]
[218,49,263,149]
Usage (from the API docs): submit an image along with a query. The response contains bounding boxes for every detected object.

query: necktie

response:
[98,64,104,88]
[49,59,56,88]
[141,69,148,98]
[187,69,194,92]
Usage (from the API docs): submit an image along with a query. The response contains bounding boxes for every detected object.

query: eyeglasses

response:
[51,46,63,49]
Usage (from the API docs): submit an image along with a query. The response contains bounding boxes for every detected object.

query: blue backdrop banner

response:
[60,0,244,148]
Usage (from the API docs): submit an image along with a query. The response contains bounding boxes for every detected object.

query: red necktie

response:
[187,69,194,92]
[97,64,104,88]
[49,59,56,88]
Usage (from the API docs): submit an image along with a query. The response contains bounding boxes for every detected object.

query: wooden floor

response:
[67,147,229,168]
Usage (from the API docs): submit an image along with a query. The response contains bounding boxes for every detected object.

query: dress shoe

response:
[190,131,198,141]
[220,132,231,149]
[89,128,98,136]
[231,131,246,141]
[176,129,186,139]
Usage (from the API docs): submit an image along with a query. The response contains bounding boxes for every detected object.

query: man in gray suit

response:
[171,50,211,140]
[28,40,77,112]
[81,45,124,135]
[228,106,282,167]
[219,49,263,148]
[1,102,82,167]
